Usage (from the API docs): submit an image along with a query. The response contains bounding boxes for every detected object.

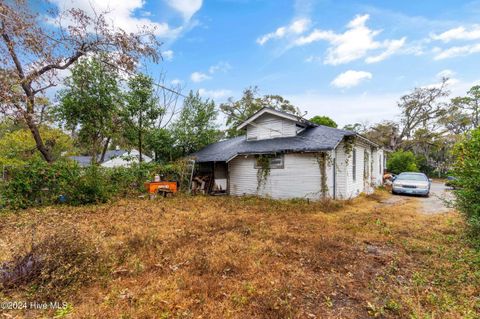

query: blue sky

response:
[45,0,480,126]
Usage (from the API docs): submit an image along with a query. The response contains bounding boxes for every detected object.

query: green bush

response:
[387,150,419,174]
[0,159,81,209]
[69,164,114,205]
[0,159,192,210]
[452,128,480,238]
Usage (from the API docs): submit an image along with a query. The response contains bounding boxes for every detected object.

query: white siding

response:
[228,153,334,199]
[246,114,297,140]
[334,141,381,199]
[225,139,384,200]
[371,148,385,187]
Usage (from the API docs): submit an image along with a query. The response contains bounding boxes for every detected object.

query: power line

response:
[0,10,187,98]
[1,10,340,142]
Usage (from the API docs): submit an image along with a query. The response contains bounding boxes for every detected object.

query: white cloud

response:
[165,0,202,21]
[198,88,232,99]
[294,14,406,65]
[49,0,182,37]
[305,55,322,63]
[365,37,406,63]
[170,79,182,85]
[331,70,372,88]
[257,18,310,45]
[437,69,455,78]
[423,70,460,89]
[208,61,231,74]
[190,72,211,82]
[433,43,480,60]
[431,25,480,42]
[191,61,231,83]
[286,91,401,127]
[162,50,174,61]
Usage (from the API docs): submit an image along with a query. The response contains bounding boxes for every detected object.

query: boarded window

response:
[254,155,284,169]
[352,148,357,181]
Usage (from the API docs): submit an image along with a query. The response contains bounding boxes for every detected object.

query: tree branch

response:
[28,48,85,80]
[1,23,26,80]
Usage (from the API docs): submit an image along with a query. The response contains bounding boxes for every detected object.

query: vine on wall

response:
[343,135,355,165]
[256,155,271,191]
[315,152,332,198]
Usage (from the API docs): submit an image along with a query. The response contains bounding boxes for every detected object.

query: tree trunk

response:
[100,136,111,163]
[24,112,53,163]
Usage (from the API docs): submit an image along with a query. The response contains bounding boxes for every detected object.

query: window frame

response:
[254,154,285,169]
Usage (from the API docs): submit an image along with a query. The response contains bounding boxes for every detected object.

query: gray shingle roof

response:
[192,125,355,163]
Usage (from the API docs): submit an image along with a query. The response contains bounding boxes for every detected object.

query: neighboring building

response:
[192,107,385,200]
[70,149,152,168]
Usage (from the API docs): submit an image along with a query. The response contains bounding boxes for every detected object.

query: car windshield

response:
[396,174,427,181]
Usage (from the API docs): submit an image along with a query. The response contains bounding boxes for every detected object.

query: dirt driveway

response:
[386,181,454,214]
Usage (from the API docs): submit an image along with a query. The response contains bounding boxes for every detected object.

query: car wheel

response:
[392,190,397,195]
[424,193,430,198]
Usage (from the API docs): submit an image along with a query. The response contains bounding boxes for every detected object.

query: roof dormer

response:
[237,107,315,141]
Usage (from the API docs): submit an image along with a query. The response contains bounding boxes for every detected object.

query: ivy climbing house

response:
[191,107,385,199]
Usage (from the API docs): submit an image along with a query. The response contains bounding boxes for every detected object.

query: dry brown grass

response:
[0,192,479,318]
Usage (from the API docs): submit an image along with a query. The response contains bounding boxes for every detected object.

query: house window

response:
[254,155,284,169]
[352,148,357,181]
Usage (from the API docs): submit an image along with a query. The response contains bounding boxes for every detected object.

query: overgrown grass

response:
[0,192,478,318]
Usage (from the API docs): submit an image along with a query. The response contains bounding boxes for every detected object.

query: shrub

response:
[0,158,193,210]
[68,164,114,205]
[0,159,81,209]
[0,227,100,299]
[387,150,419,174]
[452,128,480,239]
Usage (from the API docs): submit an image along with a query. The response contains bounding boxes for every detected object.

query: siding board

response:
[246,114,297,140]
[228,153,334,199]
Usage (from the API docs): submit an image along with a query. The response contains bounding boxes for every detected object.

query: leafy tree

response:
[0,1,159,162]
[363,121,399,150]
[309,115,337,128]
[444,86,480,132]
[57,56,121,163]
[145,128,176,162]
[343,123,365,133]
[122,74,162,162]
[397,78,450,141]
[452,128,480,237]
[387,150,419,174]
[0,118,22,139]
[172,91,220,157]
[220,87,301,137]
[0,127,73,166]
[439,100,472,134]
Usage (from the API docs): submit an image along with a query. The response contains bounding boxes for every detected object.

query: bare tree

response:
[155,73,184,129]
[397,78,450,141]
[0,1,160,162]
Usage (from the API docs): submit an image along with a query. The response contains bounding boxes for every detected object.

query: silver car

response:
[392,172,431,197]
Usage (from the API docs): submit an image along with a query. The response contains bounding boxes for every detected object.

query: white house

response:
[192,107,385,199]
[70,149,152,168]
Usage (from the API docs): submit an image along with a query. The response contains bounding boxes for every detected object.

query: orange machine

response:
[145,181,178,196]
